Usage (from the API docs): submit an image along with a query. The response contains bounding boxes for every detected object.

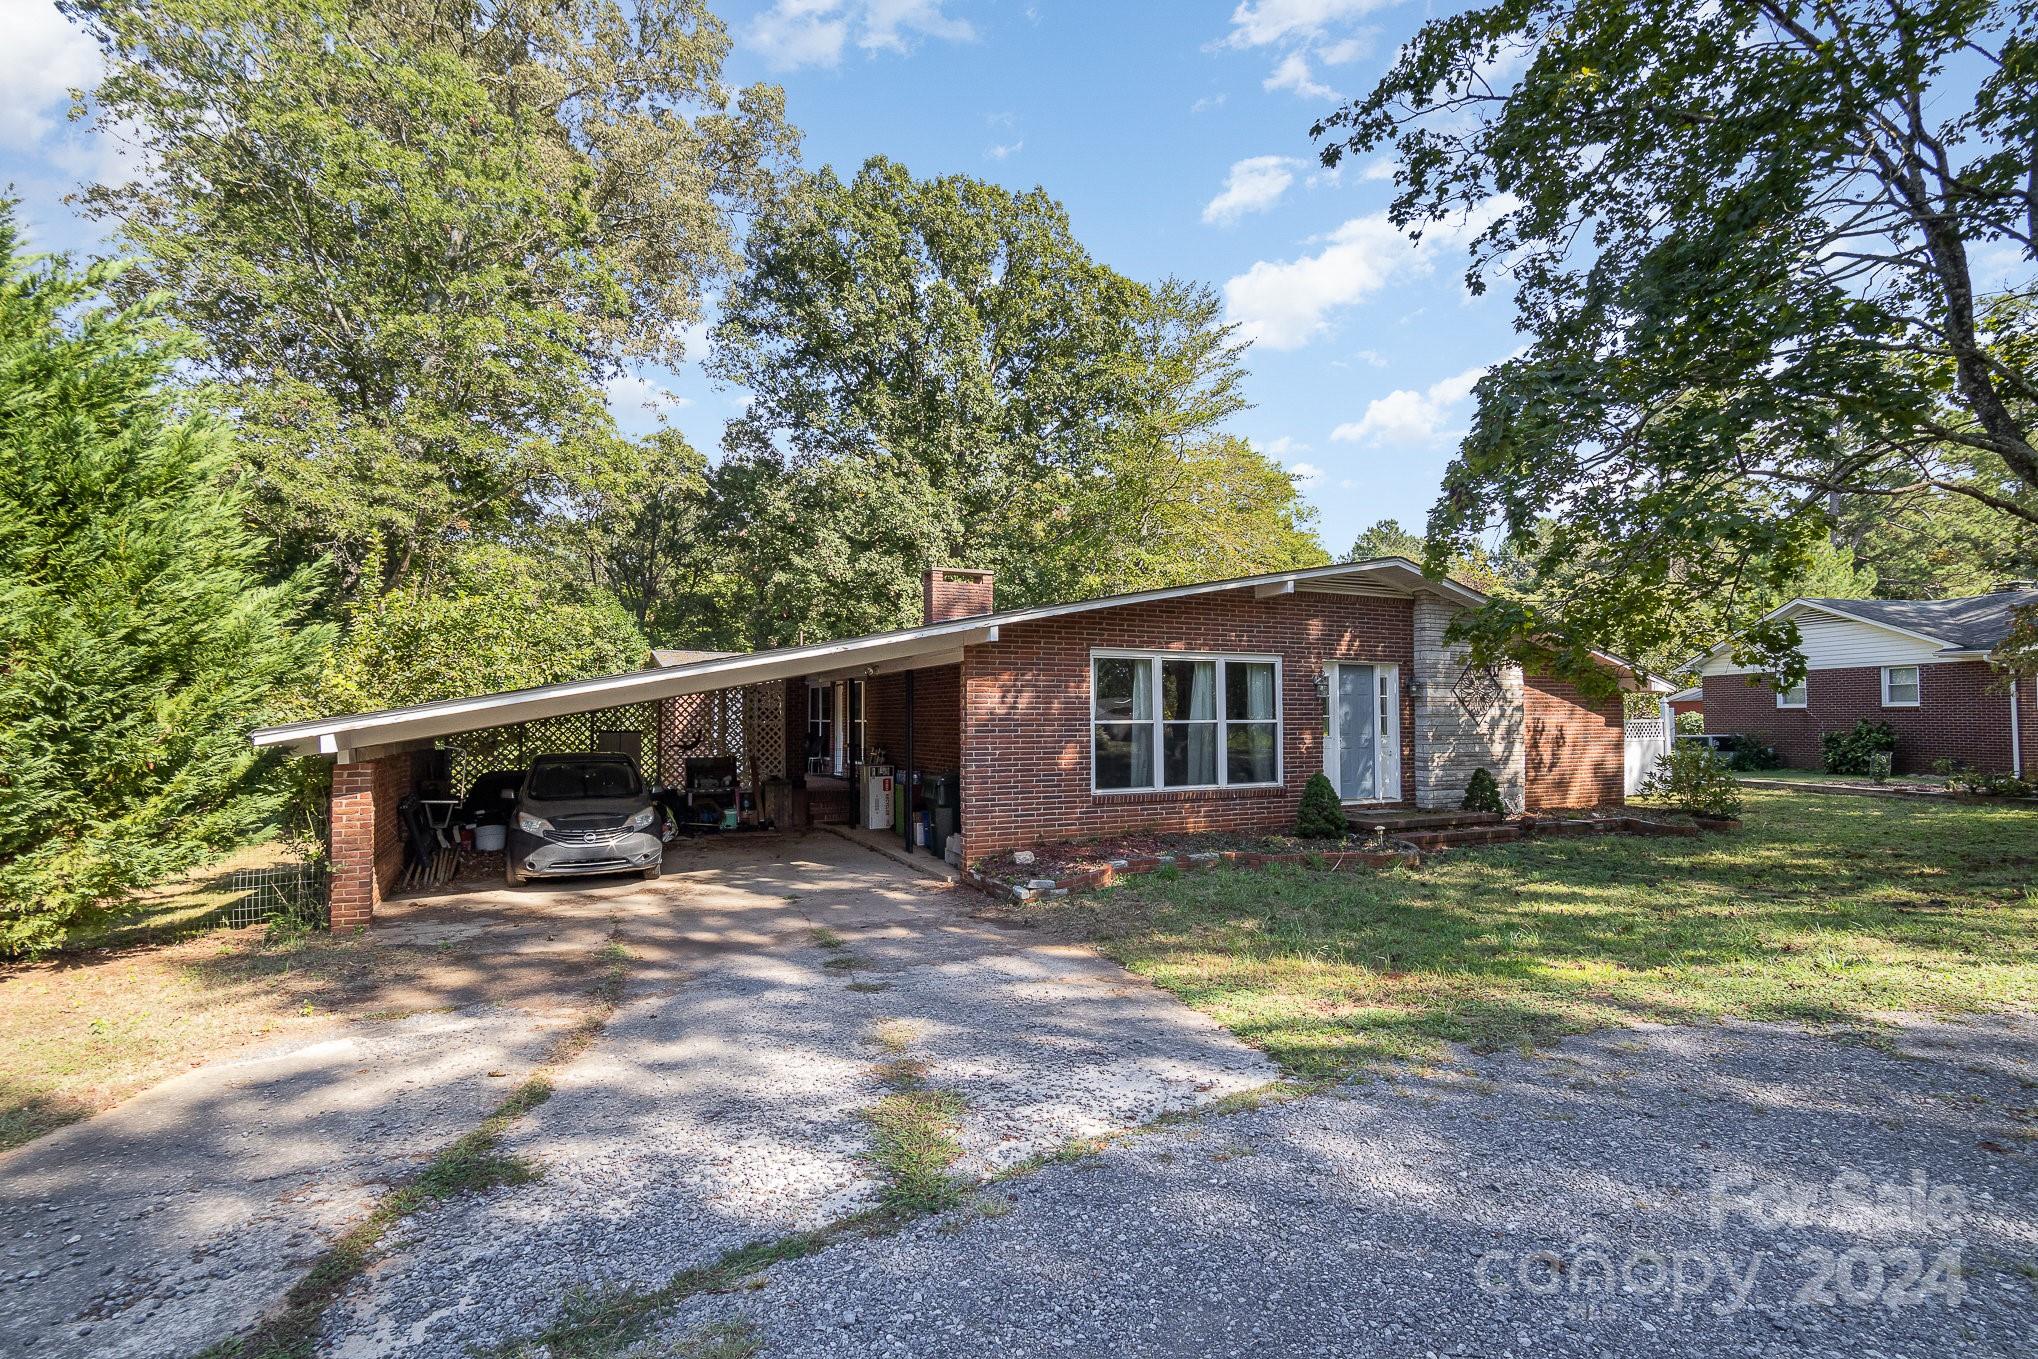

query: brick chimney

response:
[923,568,995,625]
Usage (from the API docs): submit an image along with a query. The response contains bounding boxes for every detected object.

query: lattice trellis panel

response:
[439,683,787,795]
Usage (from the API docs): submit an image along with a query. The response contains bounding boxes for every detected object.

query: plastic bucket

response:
[474,823,506,852]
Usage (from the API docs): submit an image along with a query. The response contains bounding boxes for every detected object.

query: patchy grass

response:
[1021,789,2038,1079]
[807,927,846,950]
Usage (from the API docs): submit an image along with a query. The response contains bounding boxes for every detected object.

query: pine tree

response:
[1296,773,1347,841]
[0,207,327,956]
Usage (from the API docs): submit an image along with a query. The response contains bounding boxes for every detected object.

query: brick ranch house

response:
[1692,587,2038,774]
[251,560,1668,927]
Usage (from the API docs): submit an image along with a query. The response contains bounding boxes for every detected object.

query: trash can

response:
[925,772,959,859]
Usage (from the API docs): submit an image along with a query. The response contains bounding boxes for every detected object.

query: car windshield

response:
[527,759,642,801]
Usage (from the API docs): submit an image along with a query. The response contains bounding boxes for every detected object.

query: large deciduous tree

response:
[67,0,796,603]
[0,210,326,956]
[1317,0,2036,683]
[709,157,1321,644]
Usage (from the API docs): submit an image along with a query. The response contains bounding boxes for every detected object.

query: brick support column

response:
[328,752,408,929]
[1410,595,1525,810]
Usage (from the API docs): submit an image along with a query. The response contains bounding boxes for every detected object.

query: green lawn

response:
[1023,789,2038,1078]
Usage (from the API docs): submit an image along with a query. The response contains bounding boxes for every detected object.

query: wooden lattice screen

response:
[438,682,787,795]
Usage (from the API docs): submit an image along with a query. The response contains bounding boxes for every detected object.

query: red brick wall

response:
[329,751,410,927]
[1701,661,2022,773]
[1523,675,1625,809]
[866,664,963,779]
[924,569,995,624]
[959,589,1416,860]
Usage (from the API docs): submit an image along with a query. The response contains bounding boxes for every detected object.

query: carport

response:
[250,593,998,928]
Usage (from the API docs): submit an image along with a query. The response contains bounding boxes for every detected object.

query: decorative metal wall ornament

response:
[1452,661,1506,718]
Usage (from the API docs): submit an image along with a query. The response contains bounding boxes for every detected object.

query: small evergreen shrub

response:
[1726,732,1782,771]
[1296,773,1347,839]
[1462,767,1505,813]
[1639,746,1743,820]
[1674,710,1705,735]
[1820,719,1897,776]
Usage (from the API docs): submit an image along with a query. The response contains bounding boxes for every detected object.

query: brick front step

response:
[1343,809,1505,833]
[806,791,854,825]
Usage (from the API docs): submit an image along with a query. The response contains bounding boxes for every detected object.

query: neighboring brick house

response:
[254,561,1667,923]
[1692,589,2038,774]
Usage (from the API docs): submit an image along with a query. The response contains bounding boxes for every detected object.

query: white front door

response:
[1326,663,1401,801]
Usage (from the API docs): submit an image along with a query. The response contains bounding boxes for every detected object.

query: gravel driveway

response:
[321,834,1274,1357]
[647,1014,2038,1359]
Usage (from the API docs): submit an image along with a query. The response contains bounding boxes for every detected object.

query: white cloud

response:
[1263,51,1334,100]
[1223,202,1510,350]
[1360,156,1396,182]
[1261,435,1310,457]
[607,369,691,429]
[1202,155,1299,226]
[747,0,973,70]
[1191,92,1229,114]
[1223,0,1388,49]
[1,3,99,143]
[1288,461,1325,484]
[1331,366,1485,448]
[1223,213,1427,350]
[859,0,975,54]
[986,139,1024,160]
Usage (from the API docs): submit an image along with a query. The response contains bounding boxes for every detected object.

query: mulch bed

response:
[965,810,1710,902]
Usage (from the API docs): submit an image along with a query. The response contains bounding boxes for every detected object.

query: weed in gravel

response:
[821,955,858,972]
[808,928,845,950]
[843,981,891,993]
[867,1018,919,1053]
[200,934,632,1359]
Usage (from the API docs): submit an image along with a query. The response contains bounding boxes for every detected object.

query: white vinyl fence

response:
[1623,700,1675,796]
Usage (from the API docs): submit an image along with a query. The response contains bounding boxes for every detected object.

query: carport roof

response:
[250,559,1662,759]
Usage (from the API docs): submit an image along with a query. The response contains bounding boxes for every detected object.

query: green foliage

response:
[1945,768,2036,797]
[1318,0,2038,688]
[1297,773,1347,840]
[1461,767,1504,814]
[1820,720,1899,777]
[0,211,327,957]
[709,158,1323,644]
[72,0,797,602]
[311,544,648,715]
[1675,710,1705,736]
[1723,730,1782,772]
[1639,746,1743,821]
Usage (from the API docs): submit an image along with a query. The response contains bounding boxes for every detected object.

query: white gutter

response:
[2014,679,2025,779]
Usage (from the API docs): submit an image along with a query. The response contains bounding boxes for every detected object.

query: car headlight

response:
[516,812,552,835]
[624,806,657,832]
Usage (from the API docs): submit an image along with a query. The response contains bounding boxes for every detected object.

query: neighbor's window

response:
[1093,653,1280,791]
[1882,665,1920,707]
[1776,677,1808,709]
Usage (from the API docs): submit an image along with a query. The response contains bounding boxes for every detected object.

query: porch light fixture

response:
[1311,668,1330,704]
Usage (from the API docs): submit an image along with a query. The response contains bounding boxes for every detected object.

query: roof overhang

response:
[252,558,1663,756]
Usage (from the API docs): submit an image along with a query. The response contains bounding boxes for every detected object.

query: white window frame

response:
[1089,649,1284,795]
[1881,664,1921,708]
[1775,676,1809,709]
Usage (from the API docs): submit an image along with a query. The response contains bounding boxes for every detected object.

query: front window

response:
[1883,665,1920,706]
[1776,677,1808,709]
[1093,653,1280,791]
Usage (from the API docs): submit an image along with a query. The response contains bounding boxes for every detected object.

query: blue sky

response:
[1,0,1524,555]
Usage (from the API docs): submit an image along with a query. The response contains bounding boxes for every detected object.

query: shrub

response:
[1674,710,1705,735]
[1462,767,1505,813]
[1946,769,2036,798]
[1727,732,1782,771]
[1639,745,1743,820]
[1820,719,1897,776]
[1296,773,1347,839]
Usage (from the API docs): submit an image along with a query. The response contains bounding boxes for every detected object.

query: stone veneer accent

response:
[1410,594,1525,810]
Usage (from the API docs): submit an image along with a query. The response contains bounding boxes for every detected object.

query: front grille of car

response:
[547,814,631,844]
